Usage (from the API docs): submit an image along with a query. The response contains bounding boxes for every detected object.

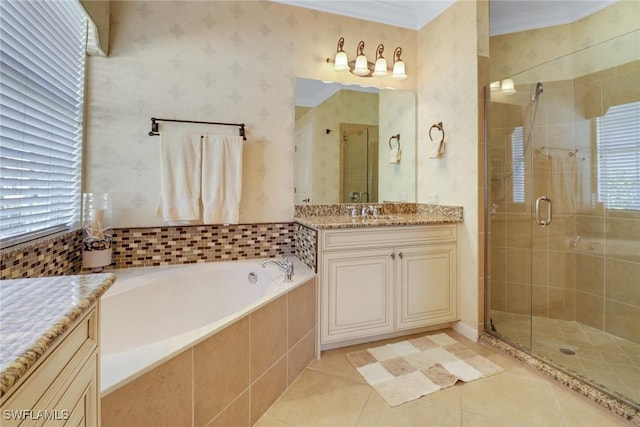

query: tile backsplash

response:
[1,230,83,280]
[1,223,295,279]
[109,223,295,269]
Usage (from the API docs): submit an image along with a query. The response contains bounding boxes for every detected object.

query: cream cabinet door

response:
[321,248,394,343]
[395,244,457,330]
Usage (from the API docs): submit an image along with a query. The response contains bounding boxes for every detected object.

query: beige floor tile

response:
[258,328,631,427]
[356,391,462,426]
[462,372,568,426]
[253,415,294,427]
[548,382,630,426]
[462,411,522,427]
[265,369,372,426]
[420,382,463,409]
[309,346,371,384]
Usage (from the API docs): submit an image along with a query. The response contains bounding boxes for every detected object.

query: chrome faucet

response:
[260,257,294,281]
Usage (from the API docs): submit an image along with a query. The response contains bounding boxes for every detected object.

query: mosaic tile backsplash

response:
[1,230,83,280]
[1,224,295,278]
[109,223,295,269]
[294,224,317,272]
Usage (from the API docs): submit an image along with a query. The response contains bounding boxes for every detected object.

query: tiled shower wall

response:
[1,223,296,279]
[488,60,640,344]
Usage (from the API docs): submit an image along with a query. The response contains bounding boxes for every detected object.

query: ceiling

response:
[272,0,619,35]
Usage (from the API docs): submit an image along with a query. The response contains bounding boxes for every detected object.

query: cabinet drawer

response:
[322,225,456,250]
[2,307,98,425]
[58,352,98,427]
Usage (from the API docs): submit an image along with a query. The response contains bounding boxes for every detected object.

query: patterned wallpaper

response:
[84,1,417,228]
[379,89,416,202]
[311,90,379,204]
[416,0,488,334]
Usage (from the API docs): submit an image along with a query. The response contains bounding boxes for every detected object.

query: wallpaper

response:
[417,0,487,335]
[84,0,417,227]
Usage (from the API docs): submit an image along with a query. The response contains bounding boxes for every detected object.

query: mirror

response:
[294,78,416,205]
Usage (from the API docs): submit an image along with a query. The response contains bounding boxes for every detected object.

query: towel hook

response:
[388,134,400,150]
[429,122,444,143]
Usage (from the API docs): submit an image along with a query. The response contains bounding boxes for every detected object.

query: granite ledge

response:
[295,213,463,230]
[294,203,463,230]
[0,273,116,397]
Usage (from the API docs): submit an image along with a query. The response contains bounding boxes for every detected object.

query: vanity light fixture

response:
[500,78,516,94]
[327,37,407,79]
[490,78,516,95]
[332,37,349,71]
[391,47,406,80]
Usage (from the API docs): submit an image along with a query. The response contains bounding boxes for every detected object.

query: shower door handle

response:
[535,196,552,227]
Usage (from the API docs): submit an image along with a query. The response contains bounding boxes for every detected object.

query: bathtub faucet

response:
[260,257,294,282]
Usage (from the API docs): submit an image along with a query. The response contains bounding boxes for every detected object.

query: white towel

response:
[202,134,244,224]
[389,146,401,164]
[159,131,202,222]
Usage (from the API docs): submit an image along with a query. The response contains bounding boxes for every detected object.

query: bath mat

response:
[346,332,503,407]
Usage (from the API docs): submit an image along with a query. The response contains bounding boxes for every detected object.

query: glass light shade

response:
[391,60,407,80]
[372,57,388,76]
[333,51,349,71]
[490,81,501,91]
[501,78,516,94]
[353,54,370,76]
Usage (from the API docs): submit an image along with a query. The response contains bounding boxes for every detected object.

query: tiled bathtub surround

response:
[109,223,295,269]
[101,278,316,427]
[294,223,317,271]
[0,230,83,280]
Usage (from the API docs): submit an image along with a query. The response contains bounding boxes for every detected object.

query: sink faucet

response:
[260,257,294,282]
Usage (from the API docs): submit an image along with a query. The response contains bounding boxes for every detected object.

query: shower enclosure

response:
[485,29,640,408]
[340,123,379,203]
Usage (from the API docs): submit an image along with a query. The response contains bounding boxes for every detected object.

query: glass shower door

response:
[486,77,536,350]
[487,29,640,407]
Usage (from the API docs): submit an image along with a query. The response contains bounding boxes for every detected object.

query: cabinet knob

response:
[390,252,395,260]
[398,252,403,259]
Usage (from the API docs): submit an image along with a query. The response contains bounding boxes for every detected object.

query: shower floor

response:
[490,310,640,405]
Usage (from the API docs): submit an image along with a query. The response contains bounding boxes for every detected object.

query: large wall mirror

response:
[294,78,416,205]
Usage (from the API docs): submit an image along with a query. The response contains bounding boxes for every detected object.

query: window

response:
[511,126,525,203]
[597,101,640,210]
[0,1,87,245]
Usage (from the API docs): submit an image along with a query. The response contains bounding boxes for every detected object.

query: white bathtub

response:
[100,257,315,395]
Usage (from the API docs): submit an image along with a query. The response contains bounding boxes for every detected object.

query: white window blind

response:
[597,101,640,210]
[511,126,525,203]
[0,0,87,244]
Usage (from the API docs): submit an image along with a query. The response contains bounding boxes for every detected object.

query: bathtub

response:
[100,257,315,395]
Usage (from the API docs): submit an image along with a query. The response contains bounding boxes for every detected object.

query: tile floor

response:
[490,310,640,404]
[255,329,631,426]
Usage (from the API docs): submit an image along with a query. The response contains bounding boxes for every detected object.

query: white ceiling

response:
[273,0,620,35]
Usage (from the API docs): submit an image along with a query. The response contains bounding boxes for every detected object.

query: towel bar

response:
[148,117,247,140]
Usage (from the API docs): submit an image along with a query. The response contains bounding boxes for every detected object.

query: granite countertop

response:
[294,203,464,230]
[0,274,116,397]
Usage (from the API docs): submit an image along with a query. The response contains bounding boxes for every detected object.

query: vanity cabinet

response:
[1,304,100,427]
[319,225,457,346]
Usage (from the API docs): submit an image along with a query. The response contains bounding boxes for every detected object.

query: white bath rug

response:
[347,333,504,406]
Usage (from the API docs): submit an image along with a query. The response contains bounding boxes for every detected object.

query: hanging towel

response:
[389,146,402,164]
[159,131,202,222]
[546,154,579,213]
[202,134,244,224]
